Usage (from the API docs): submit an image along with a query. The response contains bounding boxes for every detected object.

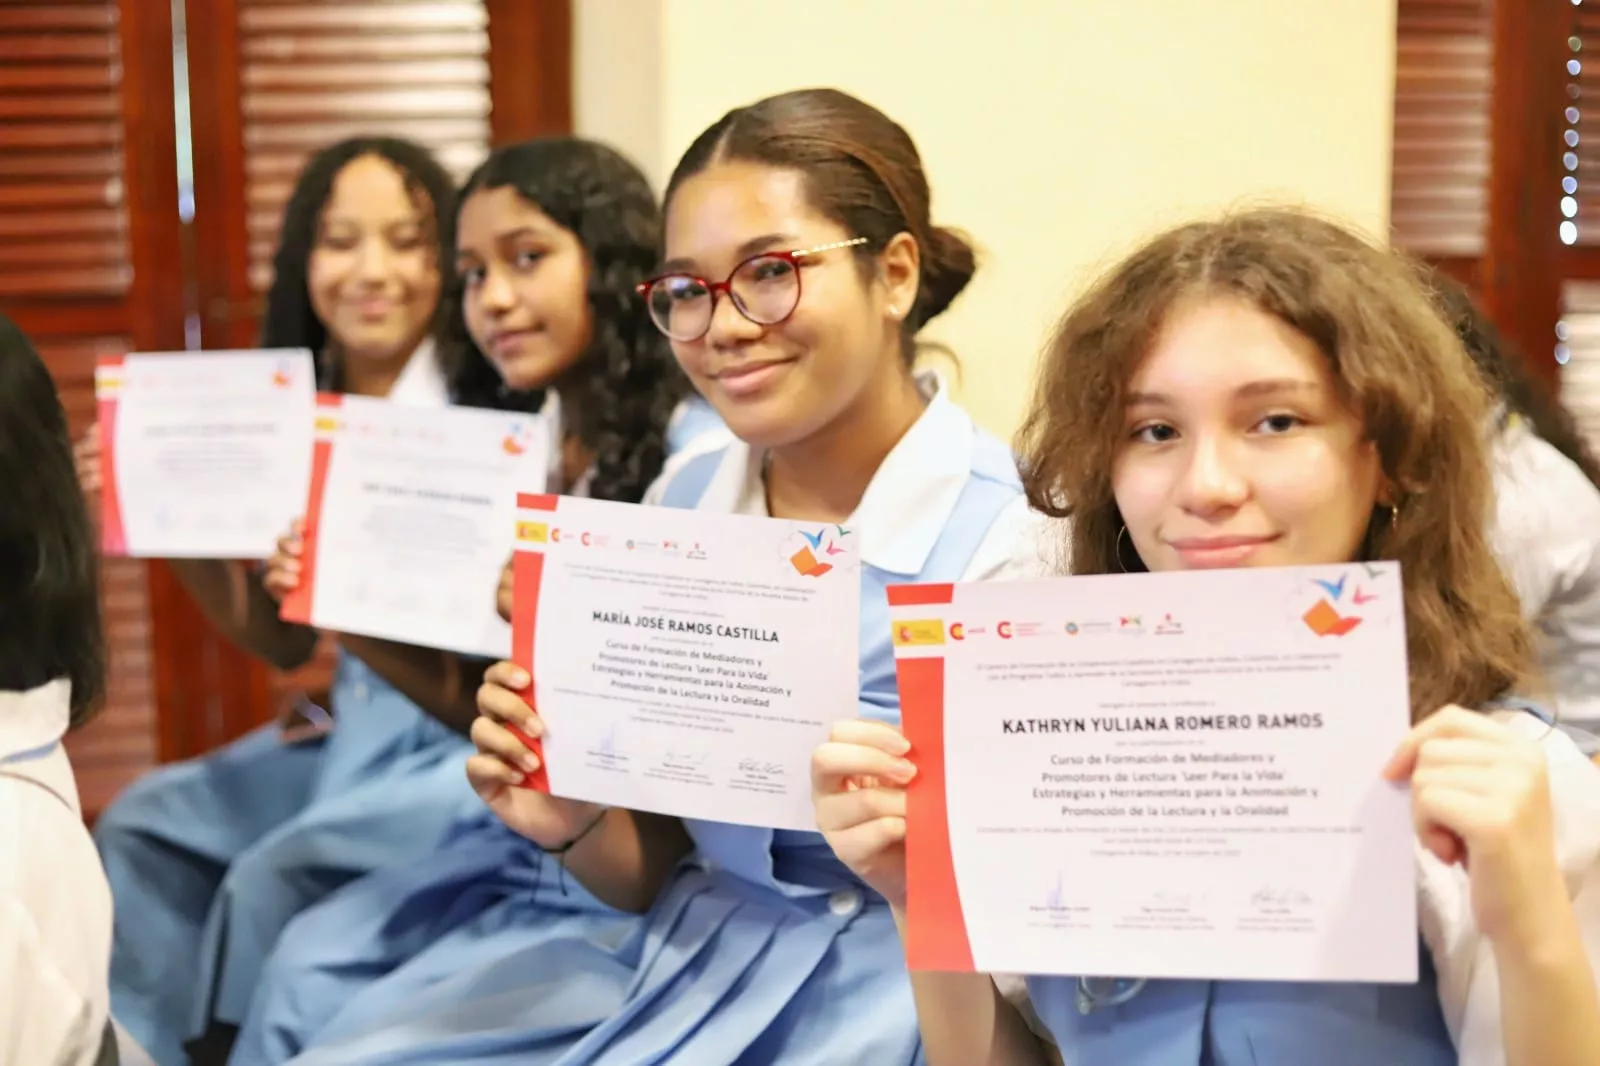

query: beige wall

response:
[576,1,1398,438]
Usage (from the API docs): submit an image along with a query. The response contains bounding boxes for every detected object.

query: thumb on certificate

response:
[496,559,513,623]
[828,718,911,756]
[484,659,531,692]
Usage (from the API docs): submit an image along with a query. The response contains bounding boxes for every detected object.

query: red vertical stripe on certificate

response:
[510,538,549,791]
[886,582,955,607]
[280,393,340,626]
[96,356,127,556]
[898,629,975,971]
[517,493,560,511]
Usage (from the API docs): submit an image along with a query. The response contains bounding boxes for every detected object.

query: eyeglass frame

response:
[635,237,871,342]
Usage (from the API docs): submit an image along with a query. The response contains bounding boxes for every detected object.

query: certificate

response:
[280,394,548,658]
[509,493,860,829]
[95,350,316,558]
[894,564,1416,983]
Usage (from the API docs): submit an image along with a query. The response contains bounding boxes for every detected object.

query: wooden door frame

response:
[120,0,275,765]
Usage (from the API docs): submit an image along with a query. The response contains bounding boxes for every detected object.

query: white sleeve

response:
[958,496,1063,583]
[1490,429,1600,619]
[0,898,100,1066]
[1420,716,1600,1065]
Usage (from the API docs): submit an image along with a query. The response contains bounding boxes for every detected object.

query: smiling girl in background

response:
[813,207,1600,1065]
[79,135,467,1066]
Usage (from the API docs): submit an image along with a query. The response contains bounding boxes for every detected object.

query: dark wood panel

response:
[485,0,572,143]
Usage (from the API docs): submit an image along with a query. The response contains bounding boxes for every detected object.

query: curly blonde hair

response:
[1016,207,1534,721]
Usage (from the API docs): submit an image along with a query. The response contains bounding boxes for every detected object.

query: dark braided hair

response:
[443,139,686,504]
[1430,274,1600,490]
[260,136,458,391]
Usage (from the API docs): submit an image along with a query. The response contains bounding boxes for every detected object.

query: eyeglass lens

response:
[646,253,801,341]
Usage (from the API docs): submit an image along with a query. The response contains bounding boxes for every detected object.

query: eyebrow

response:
[493,226,552,243]
[659,232,799,274]
[320,214,423,230]
[1124,378,1323,407]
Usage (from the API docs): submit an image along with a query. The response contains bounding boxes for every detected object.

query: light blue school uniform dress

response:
[95,644,484,1066]
[1025,951,1456,1066]
[1022,700,1588,1065]
[664,393,724,456]
[94,342,479,1065]
[230,384,1049,1066]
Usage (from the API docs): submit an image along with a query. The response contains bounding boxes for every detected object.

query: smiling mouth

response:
[1165,534,1281,567]
[709,358,795,397]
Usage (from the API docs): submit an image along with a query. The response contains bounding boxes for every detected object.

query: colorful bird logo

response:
[1303,570,1374,636]
[790,527,850,577]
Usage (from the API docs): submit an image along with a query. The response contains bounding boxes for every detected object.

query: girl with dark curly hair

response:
[443,139,723,505]
[227,138,731,1065]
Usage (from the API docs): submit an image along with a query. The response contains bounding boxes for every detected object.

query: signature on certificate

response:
[662,748,711,769]
[736,758,786,777]
[1249,885,1313,909]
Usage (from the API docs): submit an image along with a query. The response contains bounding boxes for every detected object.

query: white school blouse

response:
[0,680,112,1066]
[641,376,1054,582]
[1490,416,1600,732]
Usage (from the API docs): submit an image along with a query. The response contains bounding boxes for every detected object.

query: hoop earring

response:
[1388,502,1400,527]
[1115,526,1134,574]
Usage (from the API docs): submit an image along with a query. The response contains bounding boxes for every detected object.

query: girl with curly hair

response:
[229,137,732,1064]
[814,207,1600,1065]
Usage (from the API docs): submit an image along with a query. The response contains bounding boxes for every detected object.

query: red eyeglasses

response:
[636,237,869,342]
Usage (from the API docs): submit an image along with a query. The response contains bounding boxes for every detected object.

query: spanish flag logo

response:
[516,521,550,544]
[892,619,947,647]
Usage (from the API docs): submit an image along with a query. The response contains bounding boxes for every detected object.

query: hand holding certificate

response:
[280,394,548,658]
[507,493,860,829]
[889,564,1416,983]
[95,349,316,558]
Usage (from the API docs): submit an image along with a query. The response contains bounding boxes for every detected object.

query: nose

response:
[478,265,515,314]
[1176,431,1249,516]
[354,235,395,284]
[703,288,762,350]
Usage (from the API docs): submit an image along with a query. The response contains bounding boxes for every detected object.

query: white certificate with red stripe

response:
[893,564,1416,982]
[508,493,859,829]
[280,394,547,658]
[94,350,316,558]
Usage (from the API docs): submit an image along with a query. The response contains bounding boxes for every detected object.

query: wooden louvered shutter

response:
[0,0,186,815]
[187,0,569,351]
[173,0,571,747]
[1389,0,1493,281]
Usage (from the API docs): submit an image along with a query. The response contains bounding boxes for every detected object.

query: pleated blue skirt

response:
[95,653,479,1065]
[233,823,924,1066]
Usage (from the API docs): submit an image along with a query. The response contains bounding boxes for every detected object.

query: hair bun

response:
[916,225,977,325]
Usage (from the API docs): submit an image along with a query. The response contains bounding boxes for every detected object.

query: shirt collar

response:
[387,338,449,407]
[0,679,72,762]
[698,373,979,575]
